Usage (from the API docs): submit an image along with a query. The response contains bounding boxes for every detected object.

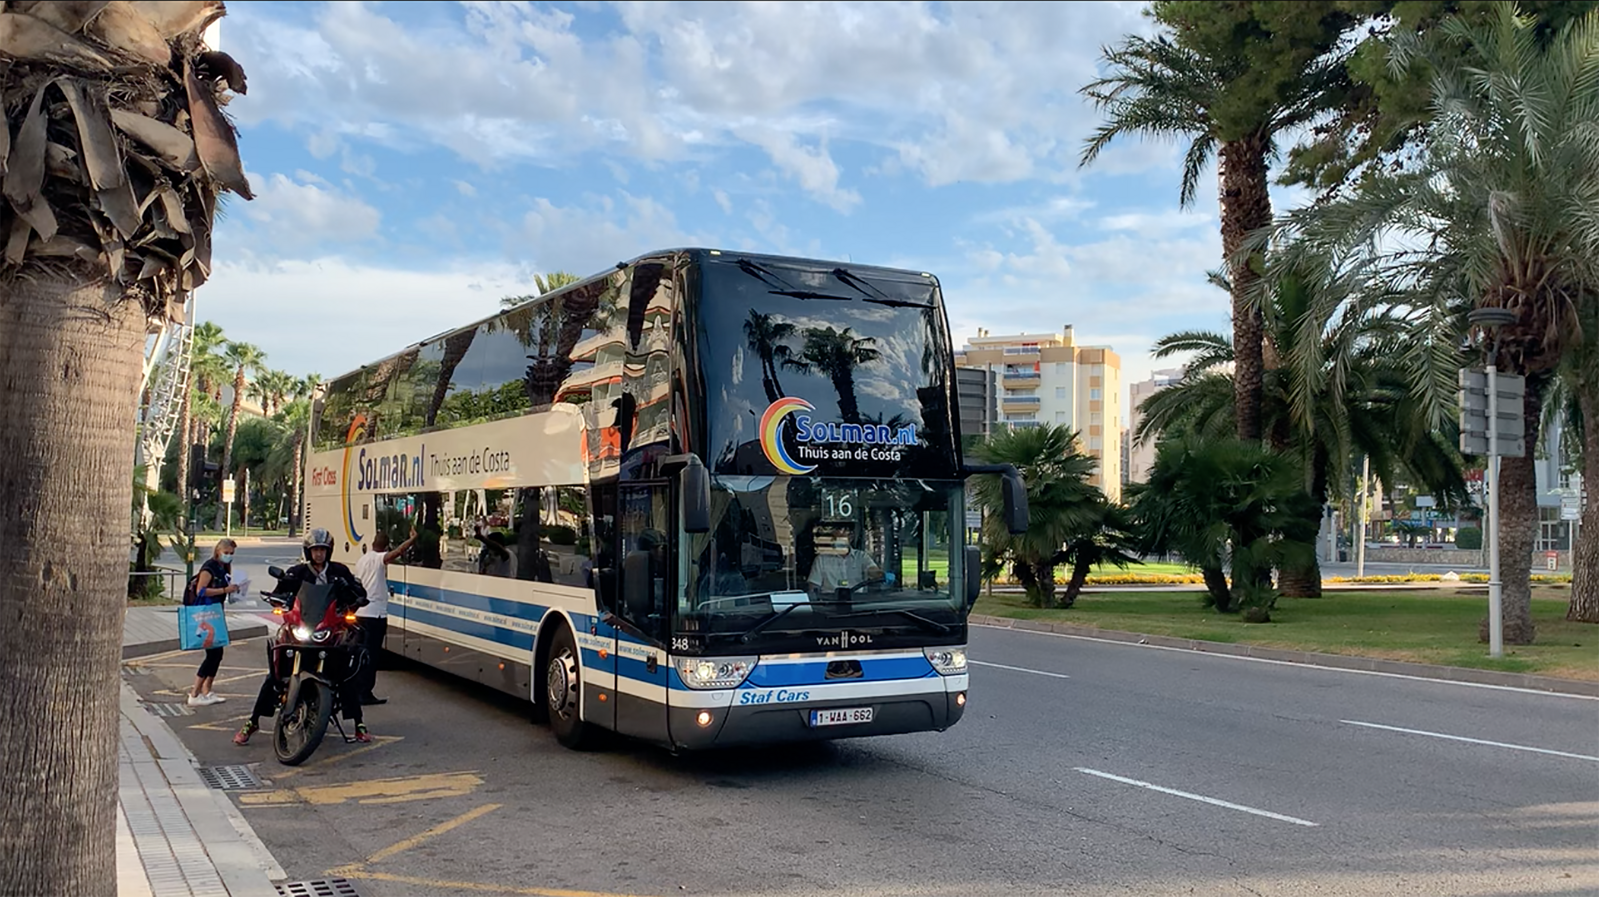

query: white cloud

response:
[736,125,860,211]
[227,1,1169,197]
[452,180,477,197]
[1100,209,1214,234]
[197,256,530,378]
[238,172,381,250]
[517,193,704,274]
[712,188,733,214]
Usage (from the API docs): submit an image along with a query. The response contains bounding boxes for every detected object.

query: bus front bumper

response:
[667,681,968,750]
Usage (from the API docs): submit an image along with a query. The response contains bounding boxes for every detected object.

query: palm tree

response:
[1055,501,1142,608]
[268,399,313,535]
[1270,5,1599,643]
[1080,8,1352,444]
[1128,437,1320,616]
[1136,270,1470,596]
[217,342,267,529]
[970,425,1104,608]
[743,311,798,404]
[500,270,583,310]
[176,321,227,508]
[0,5,250,890]
[783,326,881,423]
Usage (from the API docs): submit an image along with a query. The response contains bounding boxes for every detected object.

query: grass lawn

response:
[1094,560,1196,577]
[973,585,1599,681]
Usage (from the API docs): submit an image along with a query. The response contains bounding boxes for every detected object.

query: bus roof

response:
[320,248,942,387]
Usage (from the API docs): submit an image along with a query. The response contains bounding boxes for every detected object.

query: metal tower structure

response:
[133,299,195,527]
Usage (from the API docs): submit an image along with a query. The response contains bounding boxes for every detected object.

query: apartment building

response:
[1126,367,1186,484]
[955,326,1122,501]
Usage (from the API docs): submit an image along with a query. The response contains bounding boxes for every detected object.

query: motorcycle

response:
[260,565,368,765]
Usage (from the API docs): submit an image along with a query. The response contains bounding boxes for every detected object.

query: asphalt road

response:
[124,600,1599,897]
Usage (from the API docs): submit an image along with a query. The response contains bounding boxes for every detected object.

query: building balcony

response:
[1001,371,1041,387]
[1001,396,1042,412]
[1002,346,1040,362]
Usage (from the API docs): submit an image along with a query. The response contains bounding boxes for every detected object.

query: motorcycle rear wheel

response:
[274,678,333,766]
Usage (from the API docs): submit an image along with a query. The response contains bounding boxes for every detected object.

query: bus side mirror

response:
[965,545,981,608]
[681,455,711,534]
[1001,468,1028,535]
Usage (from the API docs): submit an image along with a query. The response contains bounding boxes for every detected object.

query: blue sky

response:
[203,1,1299,424]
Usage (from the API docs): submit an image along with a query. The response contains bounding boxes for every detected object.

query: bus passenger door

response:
[611,481,672,742]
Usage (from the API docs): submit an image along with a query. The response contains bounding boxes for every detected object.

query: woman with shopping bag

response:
[183,539,239,706]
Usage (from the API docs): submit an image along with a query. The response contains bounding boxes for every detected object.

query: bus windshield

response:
[681,477,965,646]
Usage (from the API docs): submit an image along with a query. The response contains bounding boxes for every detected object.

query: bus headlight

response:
[673,656,757,690]
[924,647,967,675]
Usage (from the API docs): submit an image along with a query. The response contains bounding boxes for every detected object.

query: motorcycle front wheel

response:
[273,677,333,766]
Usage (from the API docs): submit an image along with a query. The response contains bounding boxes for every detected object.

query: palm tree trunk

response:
[1279,450,1328,599]
[1062,558,1091,608]
[1032,560,1058,610]
[0,275,146,895]
[174,391,192,516]
[216,370,245,529]
[289,436,304,537]
[1569,386,1598,623]
[1013,561,1046,608]
[835,372,860,423]
[1218,136,1271,444]
[1202,565,1233,613]
[1491,377,1546,645]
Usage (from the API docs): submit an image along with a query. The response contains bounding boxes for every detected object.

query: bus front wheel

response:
[545,625,599,750]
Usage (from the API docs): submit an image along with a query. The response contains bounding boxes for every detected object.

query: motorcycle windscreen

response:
[294,583,336,627]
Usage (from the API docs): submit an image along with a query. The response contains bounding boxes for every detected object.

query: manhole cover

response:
[276,880,363,897]
[196,764,263,791]
[145,703,194,717]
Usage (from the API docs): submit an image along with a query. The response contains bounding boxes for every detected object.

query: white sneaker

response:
[186,693,206,706]
[206,693,227,704]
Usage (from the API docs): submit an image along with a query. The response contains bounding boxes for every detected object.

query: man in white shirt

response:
[354,526,417,705]
[807,521,883,595]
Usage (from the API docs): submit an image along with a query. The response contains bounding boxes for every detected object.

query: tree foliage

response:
[970,425,1105,608]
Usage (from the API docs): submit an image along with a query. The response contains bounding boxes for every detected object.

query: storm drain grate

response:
[197,764,263,791]
[276,879,363,897]
[145,703,194,717]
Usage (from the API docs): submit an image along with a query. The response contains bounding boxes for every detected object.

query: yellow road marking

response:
[273,735,403,779]
[187,712,251,732]
[327,866,660,897]
[366,803,501,864]
[240,771,481,807]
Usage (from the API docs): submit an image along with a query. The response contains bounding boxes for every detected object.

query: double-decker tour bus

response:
[304,249,1025,750]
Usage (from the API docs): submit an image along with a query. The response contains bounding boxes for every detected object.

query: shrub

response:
[1455,527,1483,550]
[545,525,578,546]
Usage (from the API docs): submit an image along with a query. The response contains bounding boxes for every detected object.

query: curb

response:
[122,619,272,661]
[969,614,1599,698]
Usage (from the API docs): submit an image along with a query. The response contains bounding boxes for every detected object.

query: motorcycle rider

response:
[234,528,372,745]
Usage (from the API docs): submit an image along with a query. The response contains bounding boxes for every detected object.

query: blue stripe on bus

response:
[392,581,550,621]
[401,605,535,652]
[741,656,937,687]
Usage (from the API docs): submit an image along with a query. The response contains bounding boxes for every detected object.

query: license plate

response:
[809,707,873,727]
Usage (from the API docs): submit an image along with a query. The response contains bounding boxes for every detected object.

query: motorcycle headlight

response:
[924,646,967,675]
[672,656,757,690]
[292,624,312,641]
[313,629,332,642]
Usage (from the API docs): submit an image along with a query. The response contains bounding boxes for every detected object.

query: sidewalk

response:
[119,606,287,897]
[118,682,284,897]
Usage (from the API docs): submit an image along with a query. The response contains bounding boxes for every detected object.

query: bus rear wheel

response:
[545,625,599,750]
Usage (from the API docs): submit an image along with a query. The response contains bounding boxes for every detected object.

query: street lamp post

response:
[1468,307,1518,659]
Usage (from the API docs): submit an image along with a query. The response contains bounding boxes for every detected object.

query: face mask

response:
[220,553,234,564]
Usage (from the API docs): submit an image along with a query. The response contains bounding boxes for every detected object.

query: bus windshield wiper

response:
[832,268,933,308]
[834,607,952,635]
[769,290,852,302]
[737,600,848,644]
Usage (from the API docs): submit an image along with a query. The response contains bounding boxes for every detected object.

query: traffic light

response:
[189,444,219,496]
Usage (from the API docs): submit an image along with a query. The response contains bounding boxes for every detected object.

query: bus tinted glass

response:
[695,258,958,480]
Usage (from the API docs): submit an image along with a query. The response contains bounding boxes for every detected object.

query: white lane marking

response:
[1341,720,1599,762]
[969,659,1070,680]
[973,623,1599,702]
[1075,768,1319,827]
